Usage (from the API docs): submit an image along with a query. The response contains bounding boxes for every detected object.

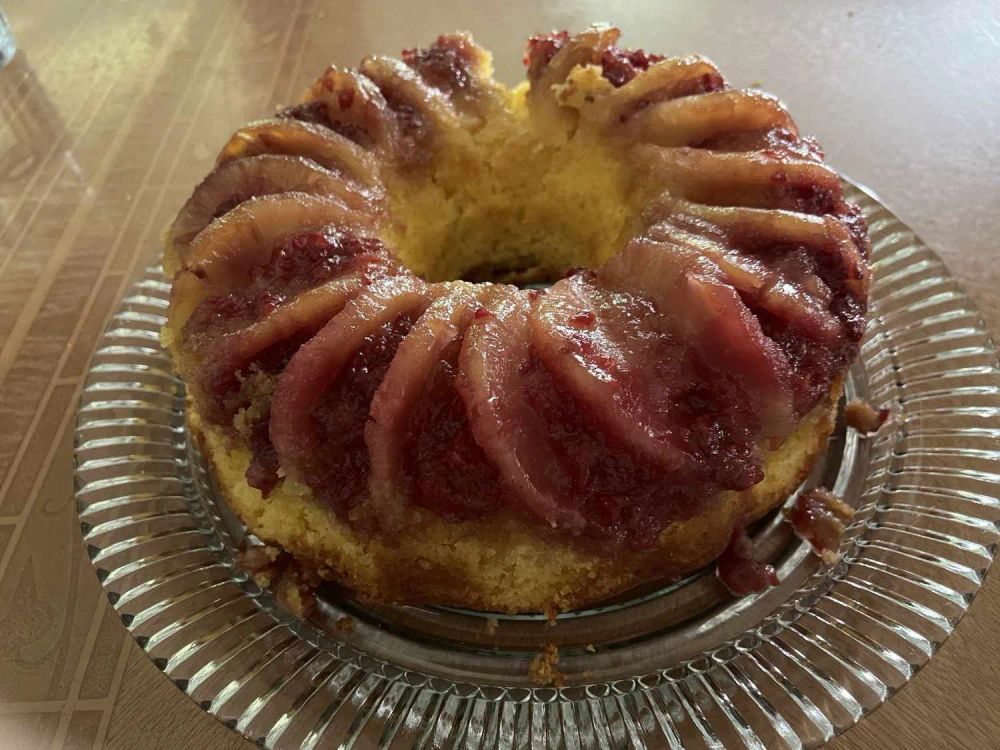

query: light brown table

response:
[1,1,997,747]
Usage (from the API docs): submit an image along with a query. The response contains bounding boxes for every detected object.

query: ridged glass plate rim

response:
[74,180,1000,749]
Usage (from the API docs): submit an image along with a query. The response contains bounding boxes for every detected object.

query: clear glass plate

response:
[74,182,1000,749]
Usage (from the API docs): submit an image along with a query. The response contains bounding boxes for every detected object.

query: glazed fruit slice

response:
[401,32,503,113]
[461,285,728,547]
[673,203,869,412]
[533,229,794,487]
[286,67,400,152]
[640,146,845,214]
[531,271,700,475]
[598,231,795,450]
[623,89,796,147]
[166,155,375,263]
[359,55,467,165]
[526,24,620,122]
[680,202,869,316]
[458,287,587,531]
[215,118,382,188]
[168,192,374,329]
[366,282,503,526]
[585,55,726,127]
[178,228,400,423]
[269,275,435,514]
[646,217,843,341]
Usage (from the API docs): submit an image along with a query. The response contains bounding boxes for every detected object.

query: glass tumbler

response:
[0,9,16,68]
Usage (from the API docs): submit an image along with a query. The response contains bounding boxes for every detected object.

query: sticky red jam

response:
[302,313,418,514]
[402,35,480,99]
[716,528,779,595]
[184,230,391,422]
[524,31,569,72]
[184,230,387,345]
[518,349,731,549]
[784,488,854,559]
[402,338,505,519]
[599,46,665,87]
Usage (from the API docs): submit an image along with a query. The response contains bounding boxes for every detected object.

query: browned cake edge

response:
[189,376,840,614]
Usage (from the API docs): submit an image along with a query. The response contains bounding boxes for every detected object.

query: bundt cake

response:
[162,25,870,613]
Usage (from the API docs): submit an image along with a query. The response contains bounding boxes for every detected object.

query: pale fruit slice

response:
[166,155,375,265]
[457,287,587,532]
[598,233,795,447]
[366,282,502,525]
[167,192,373,329]
[269,275,435,513]
[623,89,796,147]
[292,66,400,153]
[636,145,845,214]
[591,55,725,127]
[216,117,381,188]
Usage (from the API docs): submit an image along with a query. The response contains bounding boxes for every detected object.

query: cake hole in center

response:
[380,111,640,286]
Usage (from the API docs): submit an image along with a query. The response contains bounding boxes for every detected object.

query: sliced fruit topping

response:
[178,228,400,421]
[662,204,868,414]
[526,24,620,121]
[636,146,845,215]
[360,55,460,163]
[367,282,503,525]
[269,276,435,515]
[167,192,374,329]
[716,527,779,595]
[531,271,699,474]
[402,33,500,112]
[216,118,382,189]
[599,232,794,447]
[285,67,400,152]
[647,216,842,342]
[693,126,824,162]
[167,155,375,263]
[460,287,713,547]
[623,89,796,148]
[458,288,586,531]
[595,55,725,126]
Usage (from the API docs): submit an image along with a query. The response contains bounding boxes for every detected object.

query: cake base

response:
[191,378,840,614]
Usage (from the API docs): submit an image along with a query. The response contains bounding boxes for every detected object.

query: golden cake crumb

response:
[335,616,355,633]
[529,644,565,687]
[485,617,499,635]
[845,398,890,434]
[820,549,841,565]
[544,604,558,626]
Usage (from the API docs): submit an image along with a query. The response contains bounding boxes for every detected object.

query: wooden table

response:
[0,1,997,747]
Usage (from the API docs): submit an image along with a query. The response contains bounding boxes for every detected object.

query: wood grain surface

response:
[0,1,997,747]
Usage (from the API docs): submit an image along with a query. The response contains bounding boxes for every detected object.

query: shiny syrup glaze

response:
[599,46,665,87]
[184,230,390,419]
[716,527,779,595]
[784,487,854,557]
[401,337,505,519]
[519,348,720,549]
[184,230,387,343]
[277,100,373,148]
[716,225,867,415]
[302,313,418,514]
[694,127,824,162]
[402,34,481,101]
